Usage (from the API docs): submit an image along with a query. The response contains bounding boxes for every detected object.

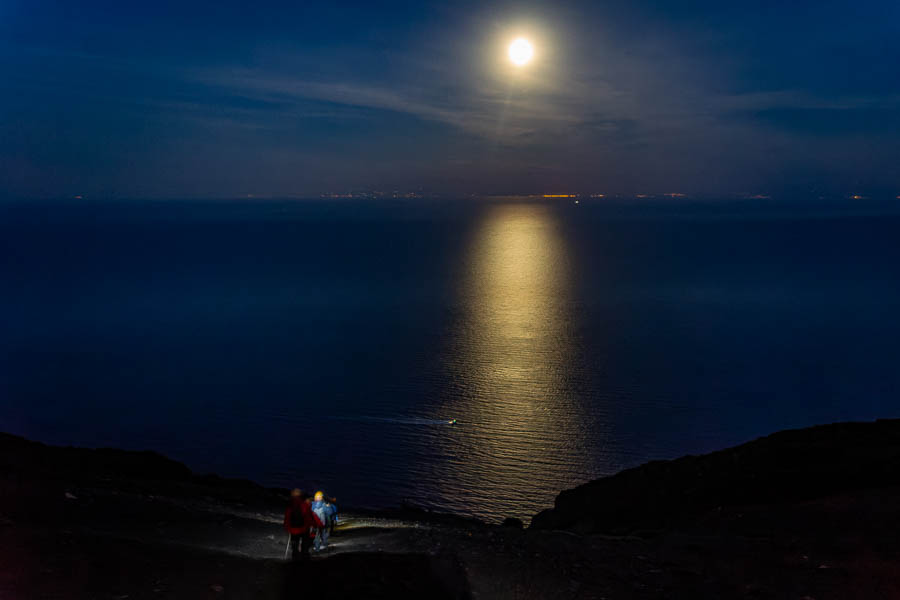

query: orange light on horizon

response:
[542,194,576,198]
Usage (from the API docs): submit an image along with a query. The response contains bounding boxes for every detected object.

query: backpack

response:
[290,505,305,528]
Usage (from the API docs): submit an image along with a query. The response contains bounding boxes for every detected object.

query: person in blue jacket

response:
[311,491,338,551]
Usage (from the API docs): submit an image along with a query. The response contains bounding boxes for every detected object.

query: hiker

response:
[311,491,338,551]
[284,489,323,561]
[326,496,339,536]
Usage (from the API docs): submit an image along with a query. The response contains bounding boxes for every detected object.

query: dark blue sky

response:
[2,0,899,198]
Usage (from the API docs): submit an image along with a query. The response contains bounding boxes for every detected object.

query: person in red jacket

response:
[284,489,323,561]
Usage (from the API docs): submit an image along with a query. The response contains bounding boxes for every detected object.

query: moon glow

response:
[508,38,534,66]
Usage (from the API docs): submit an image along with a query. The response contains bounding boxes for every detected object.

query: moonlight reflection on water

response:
[430,203,604,518]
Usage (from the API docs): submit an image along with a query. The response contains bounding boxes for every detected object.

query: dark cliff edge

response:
[530,418,900,535]
[5,422,900,598]
[0,432,473,600]
[0,431,483,529]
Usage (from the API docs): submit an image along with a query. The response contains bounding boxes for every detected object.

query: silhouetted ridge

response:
[530,419,900,534]
[0,432,192,481]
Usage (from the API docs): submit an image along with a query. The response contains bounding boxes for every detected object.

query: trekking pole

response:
[283,534,291,560]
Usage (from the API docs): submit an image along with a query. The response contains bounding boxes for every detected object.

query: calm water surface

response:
[2,198,899,522]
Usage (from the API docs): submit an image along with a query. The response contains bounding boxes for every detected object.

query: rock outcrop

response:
[530,419,900,534]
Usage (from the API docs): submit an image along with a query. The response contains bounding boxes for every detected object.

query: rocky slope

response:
[530,419,900,535]
[4,422,900,599]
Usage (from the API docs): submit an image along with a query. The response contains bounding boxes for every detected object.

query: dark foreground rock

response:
[4,526,468,599]
[531,419,900,534]
[0,432,471,599]
[4,424,900,599]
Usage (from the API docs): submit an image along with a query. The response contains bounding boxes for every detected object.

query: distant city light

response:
[320,190,424,199]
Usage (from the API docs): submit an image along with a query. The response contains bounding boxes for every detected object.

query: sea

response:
[2,197,899,522]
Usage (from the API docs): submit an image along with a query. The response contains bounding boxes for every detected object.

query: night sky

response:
[2,0,899,198]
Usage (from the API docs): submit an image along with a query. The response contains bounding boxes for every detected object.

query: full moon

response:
[508,38,534,66]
